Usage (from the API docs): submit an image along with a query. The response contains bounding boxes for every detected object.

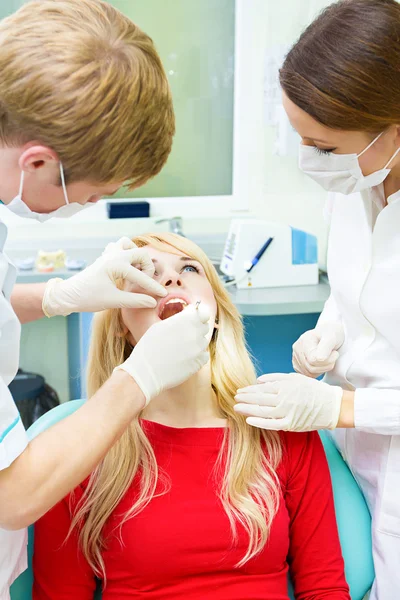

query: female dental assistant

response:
[0,1,211,598]
[234,0,400,598]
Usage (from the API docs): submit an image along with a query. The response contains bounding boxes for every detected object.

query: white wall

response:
[249,0,333,267]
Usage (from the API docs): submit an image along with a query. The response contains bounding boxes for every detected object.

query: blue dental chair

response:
[10,400,374,600]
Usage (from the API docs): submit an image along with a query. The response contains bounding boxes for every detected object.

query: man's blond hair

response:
[0,0,175,187]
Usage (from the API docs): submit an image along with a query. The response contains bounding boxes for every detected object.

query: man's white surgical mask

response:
[299,131,400,195]
[7,162,91,222]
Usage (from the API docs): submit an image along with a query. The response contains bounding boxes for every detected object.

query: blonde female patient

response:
[33,233,350,600]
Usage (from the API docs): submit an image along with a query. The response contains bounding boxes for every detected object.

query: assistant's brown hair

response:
[280,0,400,132]
[0,0,175,187]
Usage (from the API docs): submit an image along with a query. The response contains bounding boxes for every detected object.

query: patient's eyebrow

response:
[151,257,200,264]
[180,257,200,263]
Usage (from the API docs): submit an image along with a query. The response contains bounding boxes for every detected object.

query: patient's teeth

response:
[160,298,187,320]
[166,298,187,306]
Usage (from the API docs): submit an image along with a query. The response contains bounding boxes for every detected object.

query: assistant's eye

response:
[182,264,200,274]
[313,147,336,156]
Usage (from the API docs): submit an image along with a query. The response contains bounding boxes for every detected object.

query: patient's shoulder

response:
[279,430,320,453]
[276,431,325,483]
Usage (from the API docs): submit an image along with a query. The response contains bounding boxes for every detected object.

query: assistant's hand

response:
[234,372,343,432]
[292,323,345,378]
[42,237,167,317]
[115,303,211,405]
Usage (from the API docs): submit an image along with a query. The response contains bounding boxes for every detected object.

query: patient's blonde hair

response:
[0,0,175,187]
[75,233,282,577]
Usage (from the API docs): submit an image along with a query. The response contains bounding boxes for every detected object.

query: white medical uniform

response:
[0,220,28,600]
[321,185,400,600]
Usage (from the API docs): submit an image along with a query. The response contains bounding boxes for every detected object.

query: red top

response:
[33,422,350,600]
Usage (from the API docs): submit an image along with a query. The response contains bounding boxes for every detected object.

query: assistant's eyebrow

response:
[303,136,335,144]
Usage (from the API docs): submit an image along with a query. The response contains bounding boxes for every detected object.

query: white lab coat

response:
[321,184,400,600]
[0,220,28,599]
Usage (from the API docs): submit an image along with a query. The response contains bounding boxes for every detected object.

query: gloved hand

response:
[292,323,345,378]
[234,372,343,431]
[115,303,211,405]
[43,237,166,317]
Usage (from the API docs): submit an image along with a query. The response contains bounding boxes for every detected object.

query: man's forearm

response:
[0,370,144,529]
[11,283,47,324]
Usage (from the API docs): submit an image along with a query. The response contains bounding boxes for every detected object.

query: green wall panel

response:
[108,0,235,198]
[0,0,235,198]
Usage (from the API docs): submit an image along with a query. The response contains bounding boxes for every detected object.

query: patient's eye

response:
[182,264,200,274]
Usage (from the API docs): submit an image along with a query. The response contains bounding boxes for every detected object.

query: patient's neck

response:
[141,363,226,428]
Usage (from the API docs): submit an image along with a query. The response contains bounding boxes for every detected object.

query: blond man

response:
[0,1,210,596]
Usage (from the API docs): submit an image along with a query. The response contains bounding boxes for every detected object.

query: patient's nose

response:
[162,270,182,288]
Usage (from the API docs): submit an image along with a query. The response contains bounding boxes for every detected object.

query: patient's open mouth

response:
[159,298,188,320]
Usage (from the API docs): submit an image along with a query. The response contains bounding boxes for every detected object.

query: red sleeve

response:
[33,486,96,600]
[282,431,350,600]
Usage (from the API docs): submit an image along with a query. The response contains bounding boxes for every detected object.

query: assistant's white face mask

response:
[299,131,400,195]
[7,162,91,222]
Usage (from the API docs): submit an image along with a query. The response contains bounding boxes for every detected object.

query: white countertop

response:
[229,280,329,316]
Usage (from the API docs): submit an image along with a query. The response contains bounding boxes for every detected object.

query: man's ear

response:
[18,144,59,182]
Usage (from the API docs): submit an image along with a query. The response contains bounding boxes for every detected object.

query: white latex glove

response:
[115,303,211,405]
[43,237,166,317]
[234,372,343,432]
[292,323,345,378]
